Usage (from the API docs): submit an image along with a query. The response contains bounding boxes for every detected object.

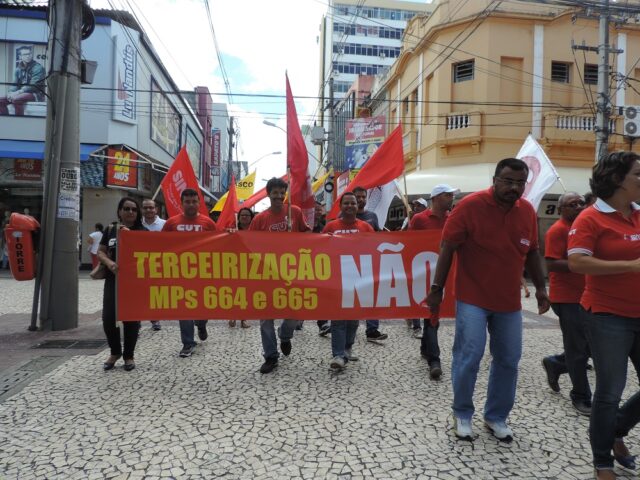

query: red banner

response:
[106,148,138,188]
[117,230,455,321]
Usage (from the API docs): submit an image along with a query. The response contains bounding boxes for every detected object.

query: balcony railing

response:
[544,113,618,143]
[446,113,471,130]
[555,115,616,133]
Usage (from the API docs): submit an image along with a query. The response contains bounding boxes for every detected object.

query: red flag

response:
[160,146,209,218]
[286,74,315,226]
[328,125,404,219]
[217,174,239,229]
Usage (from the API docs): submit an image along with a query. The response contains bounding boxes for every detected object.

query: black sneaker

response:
[366,330,388,341]
[542,357,560,392]
[429,361,442,380]
[572,399,592,416]
[151,321,161,331]
[260,358,278,374]
[197,325,208,341]
[318,324,331,337]
[280,340,292,356]
[179,345,195,358]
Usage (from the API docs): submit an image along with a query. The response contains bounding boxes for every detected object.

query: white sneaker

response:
[330,356,346,370]
[454,417,474,440]
[345,349,359,362]
[484,420,513,442]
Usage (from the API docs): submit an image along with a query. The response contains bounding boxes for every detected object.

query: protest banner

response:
[117,230,455,321]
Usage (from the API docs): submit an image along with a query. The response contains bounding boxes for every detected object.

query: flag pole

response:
[401,170,411,214]
[151,183,162,201]
[287,163,292,232]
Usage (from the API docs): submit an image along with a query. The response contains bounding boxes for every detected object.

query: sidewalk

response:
[0,275,636,479]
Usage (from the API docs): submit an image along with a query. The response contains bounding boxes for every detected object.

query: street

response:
[0,274,637,479]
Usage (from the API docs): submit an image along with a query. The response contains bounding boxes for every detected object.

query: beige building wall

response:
[371,0,640,196]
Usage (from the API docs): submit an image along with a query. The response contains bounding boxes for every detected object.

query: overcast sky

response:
[91,0,328,188]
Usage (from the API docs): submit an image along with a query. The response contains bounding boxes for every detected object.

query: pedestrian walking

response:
[249,177,310,374]
[322,192,373,370]
[97,198,145,371]
[86,223,103,269]
[568,151,640,480]
[427,158,550,442]
[162,188,219,357]
[409,183,459,380]
[541,192,592,415]
[141,198,166,331]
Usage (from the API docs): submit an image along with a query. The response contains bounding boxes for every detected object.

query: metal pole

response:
[226,116,234,191]
[595,0,611,163]
[326,77,335,211]
[39,0,82,331]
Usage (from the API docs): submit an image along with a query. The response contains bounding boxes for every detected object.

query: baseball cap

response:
[412,198,429,208]
[431,184,460,198]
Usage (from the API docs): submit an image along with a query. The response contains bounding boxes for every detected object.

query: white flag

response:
[516,134,559,211]
[366,180,402,230]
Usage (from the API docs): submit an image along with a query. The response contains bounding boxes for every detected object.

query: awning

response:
[400,164,592,197]
[0,140,104,161]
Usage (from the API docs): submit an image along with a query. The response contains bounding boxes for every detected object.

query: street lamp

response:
[262,119,321,163]
[248,151,282,168]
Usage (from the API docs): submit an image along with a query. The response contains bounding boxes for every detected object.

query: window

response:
[551,62,571,83]
[584,64,598,85]
[453,60,474,83]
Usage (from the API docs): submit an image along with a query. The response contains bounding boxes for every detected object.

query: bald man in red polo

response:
[427,158,550,442]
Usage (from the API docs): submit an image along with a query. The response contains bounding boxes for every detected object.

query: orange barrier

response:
[4,213,40,281]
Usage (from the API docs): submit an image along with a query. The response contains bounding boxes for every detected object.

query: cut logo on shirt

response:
[623,233,640,241]
[520,238,531,247]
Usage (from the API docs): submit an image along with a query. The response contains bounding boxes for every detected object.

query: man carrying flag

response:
[160,146,210,218]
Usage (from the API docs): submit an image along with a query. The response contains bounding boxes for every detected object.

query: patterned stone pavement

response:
[0,275,638,479]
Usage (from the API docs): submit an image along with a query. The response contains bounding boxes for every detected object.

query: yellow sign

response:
[212,171,257,211]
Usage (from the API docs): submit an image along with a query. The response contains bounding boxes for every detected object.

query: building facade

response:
[0,5,217,265]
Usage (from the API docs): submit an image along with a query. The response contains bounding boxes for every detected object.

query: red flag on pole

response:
[328,124,405,219]
[286,74,315,226]
[217,174,239,229]
[160,146,209,218]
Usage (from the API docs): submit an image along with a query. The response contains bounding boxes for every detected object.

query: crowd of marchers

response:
[92,152,640,480]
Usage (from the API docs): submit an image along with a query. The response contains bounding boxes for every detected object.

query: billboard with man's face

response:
[0,42,48,117]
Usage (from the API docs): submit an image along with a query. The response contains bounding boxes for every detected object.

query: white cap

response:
[431,184,460,198]
[413,198,429,208]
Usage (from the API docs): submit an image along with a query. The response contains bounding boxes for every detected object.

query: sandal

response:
[241,320,250,328]
[123,359,136,372]
[614,438,636,470]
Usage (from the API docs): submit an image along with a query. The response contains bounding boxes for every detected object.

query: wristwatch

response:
[430,284,443,294]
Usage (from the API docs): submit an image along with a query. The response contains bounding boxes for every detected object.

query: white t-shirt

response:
[143,216,166,232]
[88,231,102,254]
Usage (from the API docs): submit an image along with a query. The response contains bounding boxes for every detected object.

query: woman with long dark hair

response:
[97,197,146,371]
[568,151,640,480]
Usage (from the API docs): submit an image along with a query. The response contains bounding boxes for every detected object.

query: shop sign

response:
[106,148,138,188]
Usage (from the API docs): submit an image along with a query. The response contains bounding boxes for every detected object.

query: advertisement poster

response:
[105,148,138,188]
[151,79,181,155]
[0,42,47,117]
[345,116,385,169]
[112,32,137,124]
[57,167,80,220]
[117,230,455,321]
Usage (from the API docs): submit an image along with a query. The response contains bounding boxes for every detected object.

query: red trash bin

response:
[4,213,40,281]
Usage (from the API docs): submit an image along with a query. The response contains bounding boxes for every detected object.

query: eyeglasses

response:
[565,201,586,208]
[121,206,138,212]
[495,177,527,188]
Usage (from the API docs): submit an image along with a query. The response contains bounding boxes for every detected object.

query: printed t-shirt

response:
[99,223,147,280]
[162,213,218,232]
[567,199,640,318]
[409,209,448,231]
[544,217,585,304]
[322,218,374,235]
[442,187,538,312]
[249,205,310,232]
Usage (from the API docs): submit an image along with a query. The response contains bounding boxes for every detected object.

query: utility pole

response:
[226,116,235,190]
[325,77,335,211]
[573,0,622,163]
[37,0,83,330]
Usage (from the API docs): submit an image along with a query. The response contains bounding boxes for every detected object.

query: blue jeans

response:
[179,320,207,348]
[260,319,297,361]
[584,309,640,469]
[365,319,379,332]
[331,320,359,359]
[451,301,522,422]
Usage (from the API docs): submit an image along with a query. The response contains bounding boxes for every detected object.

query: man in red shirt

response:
[426,158,550,442]
[323,192,374,370]
[162,188,218,357]
[249,177,310,374]
[409,183,459,380]
[541,193,591,415]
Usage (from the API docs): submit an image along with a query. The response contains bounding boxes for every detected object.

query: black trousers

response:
[103,277,140,359]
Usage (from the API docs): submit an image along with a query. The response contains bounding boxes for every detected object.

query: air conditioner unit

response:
[623,105,640,137]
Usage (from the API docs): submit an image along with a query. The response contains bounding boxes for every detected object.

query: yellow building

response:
[370,0,640,210]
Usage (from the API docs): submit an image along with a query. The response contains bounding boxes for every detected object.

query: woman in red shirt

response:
[568,151,640,480]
